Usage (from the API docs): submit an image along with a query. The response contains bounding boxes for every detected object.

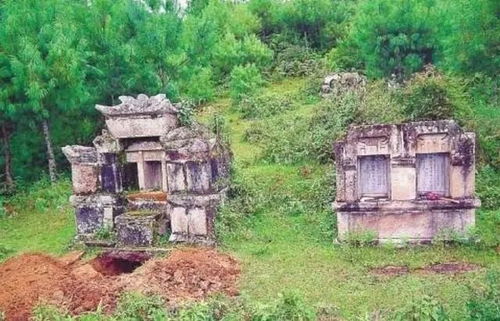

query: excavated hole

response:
[91,251,151,276]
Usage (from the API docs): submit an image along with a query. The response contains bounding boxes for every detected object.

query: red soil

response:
[126,191,168,202]
[0,248,240,321]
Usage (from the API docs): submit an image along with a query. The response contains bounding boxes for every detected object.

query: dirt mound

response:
[120,248,240,302]
[0,248,239,321]
[0,253,117,321]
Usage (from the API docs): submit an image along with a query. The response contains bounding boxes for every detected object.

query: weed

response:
[93,226,115,241]
[251,292,316,321]
[342,230,378,247]
[392,295,451,321]
[466,271,500,321]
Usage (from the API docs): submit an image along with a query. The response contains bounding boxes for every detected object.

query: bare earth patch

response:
[371,265,410,276]
[0,248,240,321]
[420,262,480,274]
[371,261,480,277]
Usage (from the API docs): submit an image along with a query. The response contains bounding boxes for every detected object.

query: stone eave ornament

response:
[95,94,178,117]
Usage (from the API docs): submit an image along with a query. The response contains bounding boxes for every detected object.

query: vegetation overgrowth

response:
[0,0,499,320]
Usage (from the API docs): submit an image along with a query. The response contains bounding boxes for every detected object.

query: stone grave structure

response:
[333,120,480,243]
[63,94,231,247]
[321,72,367,97]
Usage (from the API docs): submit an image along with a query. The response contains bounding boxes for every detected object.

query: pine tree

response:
[1,0,88,182]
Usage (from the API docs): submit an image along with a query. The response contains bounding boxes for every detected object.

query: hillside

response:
[1,77,499,320]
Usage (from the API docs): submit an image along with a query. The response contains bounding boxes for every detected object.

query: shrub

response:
[237,92,296,119]
[254,92,358,164]
[251,292,316,321]
[8,177,72,214]
[229,64,264,103]
[178,100,196,127]
[401,66,474,126]
[356,80,404,125]
[476,166,500,210]
[392,295,450,321]
[271,43,324,77]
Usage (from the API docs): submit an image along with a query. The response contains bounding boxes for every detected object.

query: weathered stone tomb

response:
[63,94,230,246]
[334,120,480,243]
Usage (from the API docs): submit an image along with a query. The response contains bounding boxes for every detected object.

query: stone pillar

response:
[62,145,124,240]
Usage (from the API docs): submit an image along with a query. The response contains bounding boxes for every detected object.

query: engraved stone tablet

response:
[417,153,448,195]
[359,155,389,197]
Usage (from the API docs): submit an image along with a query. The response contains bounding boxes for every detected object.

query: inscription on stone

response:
[417,153,448,195]
[359,155,388,197]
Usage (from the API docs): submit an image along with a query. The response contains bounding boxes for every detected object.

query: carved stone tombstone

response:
[63,94,231,247]
[334,120,480,243]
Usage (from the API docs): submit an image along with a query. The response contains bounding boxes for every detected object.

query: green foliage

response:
[93,226,115,241]
[342,230,378,247]
[114,292,169,320]
[249,0,353,51]
[237,92,297,119]
[438,0,500,76]
[251,292,316,321]
[31,291,321,321]
[250,92,357,164]
[476,166,500,210]
[229,64,264,103]
[401,67,473,124]
[271,43,324,77]
[178,100,196,127]
[393,295,451,321]
[466,271,500,321]
[349,0,439,80]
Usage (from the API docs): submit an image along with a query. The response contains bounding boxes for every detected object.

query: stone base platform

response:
[335,198,480,243]
[115,211,169,247]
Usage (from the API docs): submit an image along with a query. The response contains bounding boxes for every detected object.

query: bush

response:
[271,43,324,77]
[229,64,265,103]
[476,166,500,210]
[401,66,474,126]
[392,295,450,321]
[252,92,358,164]
[356,80,404,124]
[251,292,316,321]
[237,92,297,119]
[8,177,72,214]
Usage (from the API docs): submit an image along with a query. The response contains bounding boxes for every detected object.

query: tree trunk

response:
[1,122,14,189]
[42,119,57,183]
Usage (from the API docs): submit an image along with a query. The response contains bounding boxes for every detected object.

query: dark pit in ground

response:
[91,251,152,276]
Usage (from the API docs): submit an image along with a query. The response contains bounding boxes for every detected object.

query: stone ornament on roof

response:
[96,94,178,117]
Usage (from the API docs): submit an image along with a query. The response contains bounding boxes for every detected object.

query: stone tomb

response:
[333,120,480,243]
[63,94,231,246]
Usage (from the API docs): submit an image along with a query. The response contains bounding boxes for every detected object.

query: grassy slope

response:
[0,179,75,257]
[0,78,497,320]
[199,78,499,320]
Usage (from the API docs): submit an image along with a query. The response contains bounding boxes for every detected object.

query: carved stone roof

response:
[96,94,178,117]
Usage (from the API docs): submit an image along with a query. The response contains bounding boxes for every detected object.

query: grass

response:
[0,77,498,320]
[201,77,500,320]
[0,178,75,260]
